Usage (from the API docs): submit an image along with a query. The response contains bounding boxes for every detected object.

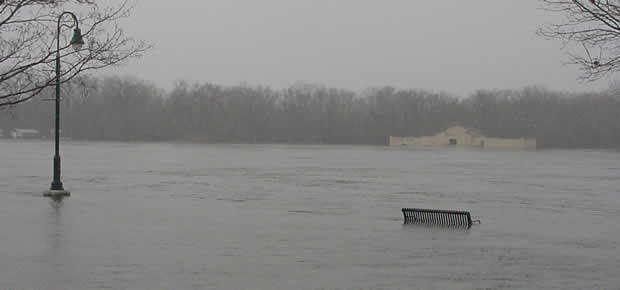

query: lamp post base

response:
[43,190,71,197]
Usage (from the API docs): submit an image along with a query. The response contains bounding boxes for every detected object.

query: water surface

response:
[1,140,619,289]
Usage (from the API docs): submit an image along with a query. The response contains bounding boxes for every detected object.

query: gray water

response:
[1,140,619,289]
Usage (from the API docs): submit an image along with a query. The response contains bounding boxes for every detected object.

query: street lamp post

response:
[44,11,84,197]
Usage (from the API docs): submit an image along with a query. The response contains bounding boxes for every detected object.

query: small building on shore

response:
[389,126,536,150]
[10,129,41,139]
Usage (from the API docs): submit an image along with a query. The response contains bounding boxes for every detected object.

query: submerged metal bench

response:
[402,208,477,228]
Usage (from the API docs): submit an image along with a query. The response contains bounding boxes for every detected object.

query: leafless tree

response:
[0,0,149,107]
[539,0,620,80]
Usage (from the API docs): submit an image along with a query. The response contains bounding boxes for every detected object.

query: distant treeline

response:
[2,76,619,149]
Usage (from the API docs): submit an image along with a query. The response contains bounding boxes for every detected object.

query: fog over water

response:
[1,141,619,289]
[2,1,620,289]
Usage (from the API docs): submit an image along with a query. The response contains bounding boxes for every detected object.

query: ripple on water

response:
[2,141,620,289]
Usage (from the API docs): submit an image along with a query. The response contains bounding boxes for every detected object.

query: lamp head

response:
[70,28,85,51]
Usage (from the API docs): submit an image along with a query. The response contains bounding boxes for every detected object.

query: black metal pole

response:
[50,16,64,191]
[50,12,79,192]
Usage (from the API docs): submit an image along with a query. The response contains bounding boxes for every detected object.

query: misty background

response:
[111,0,613,93]
[2,78,619,149]
[2,0,619,148]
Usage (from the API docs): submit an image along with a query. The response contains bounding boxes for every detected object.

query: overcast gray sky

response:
[109,0,615,96]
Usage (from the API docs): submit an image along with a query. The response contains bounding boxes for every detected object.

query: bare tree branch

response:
[539,0,620,81]
[0,0,151,107]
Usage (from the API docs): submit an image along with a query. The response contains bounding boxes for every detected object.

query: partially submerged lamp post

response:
[45,12,84,197]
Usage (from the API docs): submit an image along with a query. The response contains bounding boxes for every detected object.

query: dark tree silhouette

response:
[3,76,619,149]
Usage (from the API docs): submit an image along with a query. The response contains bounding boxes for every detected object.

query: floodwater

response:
[1,140,619,290]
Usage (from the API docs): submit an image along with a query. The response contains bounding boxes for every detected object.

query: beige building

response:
[389,126,536,150]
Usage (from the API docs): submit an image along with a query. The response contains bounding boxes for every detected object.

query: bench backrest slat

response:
[402,208,473,228]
